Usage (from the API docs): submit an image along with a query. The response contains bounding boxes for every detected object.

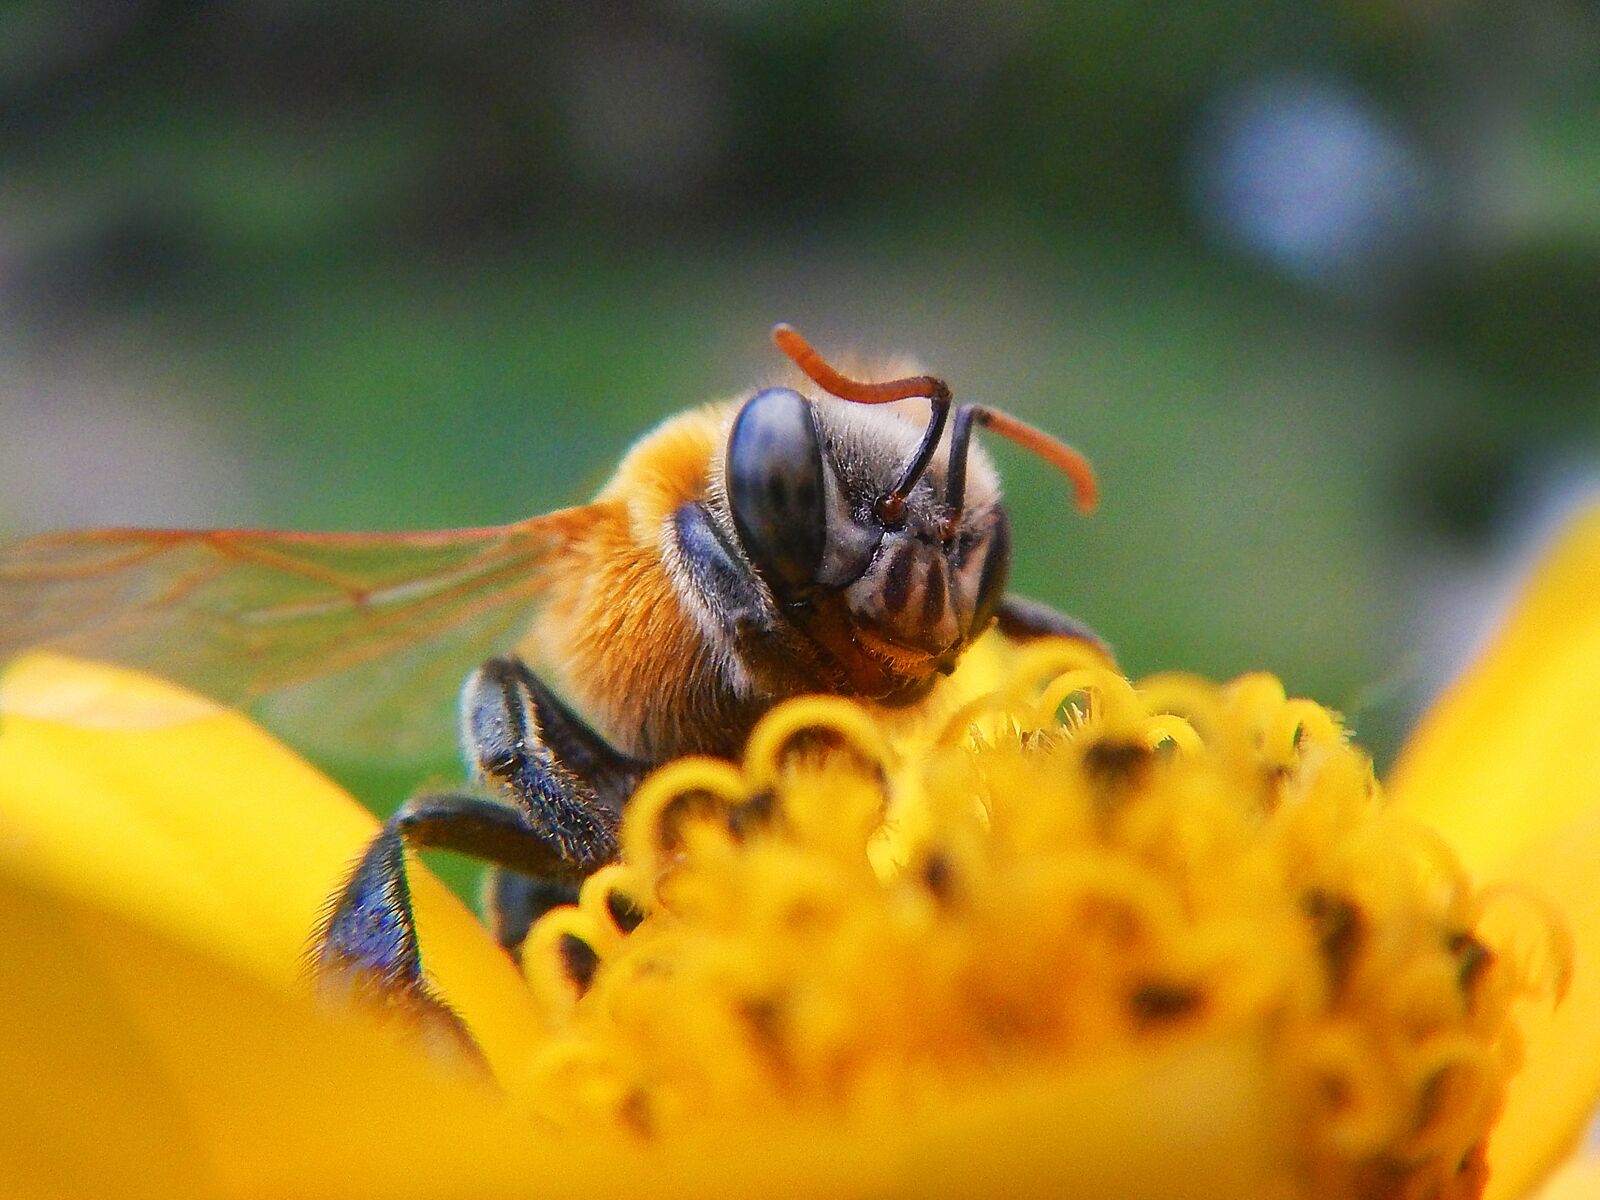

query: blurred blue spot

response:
[1190,74,1433,289]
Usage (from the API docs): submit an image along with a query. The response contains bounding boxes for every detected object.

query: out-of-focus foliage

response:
[1,2,1595,894]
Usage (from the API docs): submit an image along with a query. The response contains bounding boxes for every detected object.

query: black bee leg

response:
[314,656,646,1041]
[313,792,602,1067]
[482,870,579,963]
[672,501,774,634]
[463,656,646,855]
[463,656,647,956]
[312,818,482,1066]
[995,594,1113,660]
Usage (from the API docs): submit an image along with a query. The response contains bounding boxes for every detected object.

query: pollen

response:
[515,640,1566,1200]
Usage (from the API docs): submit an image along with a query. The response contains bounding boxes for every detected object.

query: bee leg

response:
[463,655,645,866]
[315,656,645,1032]
[672,501,773,631]
[994,594,1114,660]
[460,656,646,958]
[671,501,804,718]
[313,789,621,1065]
[312,819,484,1066]
[482,869,579,963]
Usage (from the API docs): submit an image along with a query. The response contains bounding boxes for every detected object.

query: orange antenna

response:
[975,409,1098,514]
[772,323,949,407]
[771,323,1099,523]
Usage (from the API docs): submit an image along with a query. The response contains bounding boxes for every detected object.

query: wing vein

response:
[0,511,586,760]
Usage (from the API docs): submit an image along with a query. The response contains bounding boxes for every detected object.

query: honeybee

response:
[0,325,1102,1047]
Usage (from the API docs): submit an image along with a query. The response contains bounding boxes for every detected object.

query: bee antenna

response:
[772,323,952,524]
[943,404,1098,538]
[771,323,1099,529]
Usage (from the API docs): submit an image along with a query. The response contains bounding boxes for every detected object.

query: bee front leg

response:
[994,594,1113,660]
[313,656,644,1058]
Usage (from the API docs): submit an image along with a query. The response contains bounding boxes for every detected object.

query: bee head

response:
[723,327,1097,703]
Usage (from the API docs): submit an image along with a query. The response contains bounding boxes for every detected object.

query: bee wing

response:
[0,510,593,760]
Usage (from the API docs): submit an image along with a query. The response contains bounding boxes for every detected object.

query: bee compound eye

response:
[727,387,827,599]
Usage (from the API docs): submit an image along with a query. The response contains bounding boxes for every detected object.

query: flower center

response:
[512,641,1565,1200]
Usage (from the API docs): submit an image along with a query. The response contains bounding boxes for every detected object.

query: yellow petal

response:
[0,850,1284,1199]
[0,652,540,1079]
[1389,504,1600,1199]
[0,653,1288,1198]
[1463,809,1600,1200]
[1391,504,1600,868]
[832,1034,1284,1200]
[0,863,528,1200]
[1529,1155,1600,1200]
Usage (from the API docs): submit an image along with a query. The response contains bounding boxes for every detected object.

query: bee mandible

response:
[0,325,1104,1047]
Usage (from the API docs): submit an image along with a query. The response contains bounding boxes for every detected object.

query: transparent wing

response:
[0,511,593,760]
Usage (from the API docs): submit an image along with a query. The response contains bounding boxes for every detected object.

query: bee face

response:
[725,386,1011,701]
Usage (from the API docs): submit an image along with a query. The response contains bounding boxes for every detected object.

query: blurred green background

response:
[2,3,1596,899]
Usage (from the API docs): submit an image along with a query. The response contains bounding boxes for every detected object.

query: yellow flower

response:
[3,506,1599,1200]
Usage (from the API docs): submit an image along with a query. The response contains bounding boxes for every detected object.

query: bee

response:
[0,324,1103,1047]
